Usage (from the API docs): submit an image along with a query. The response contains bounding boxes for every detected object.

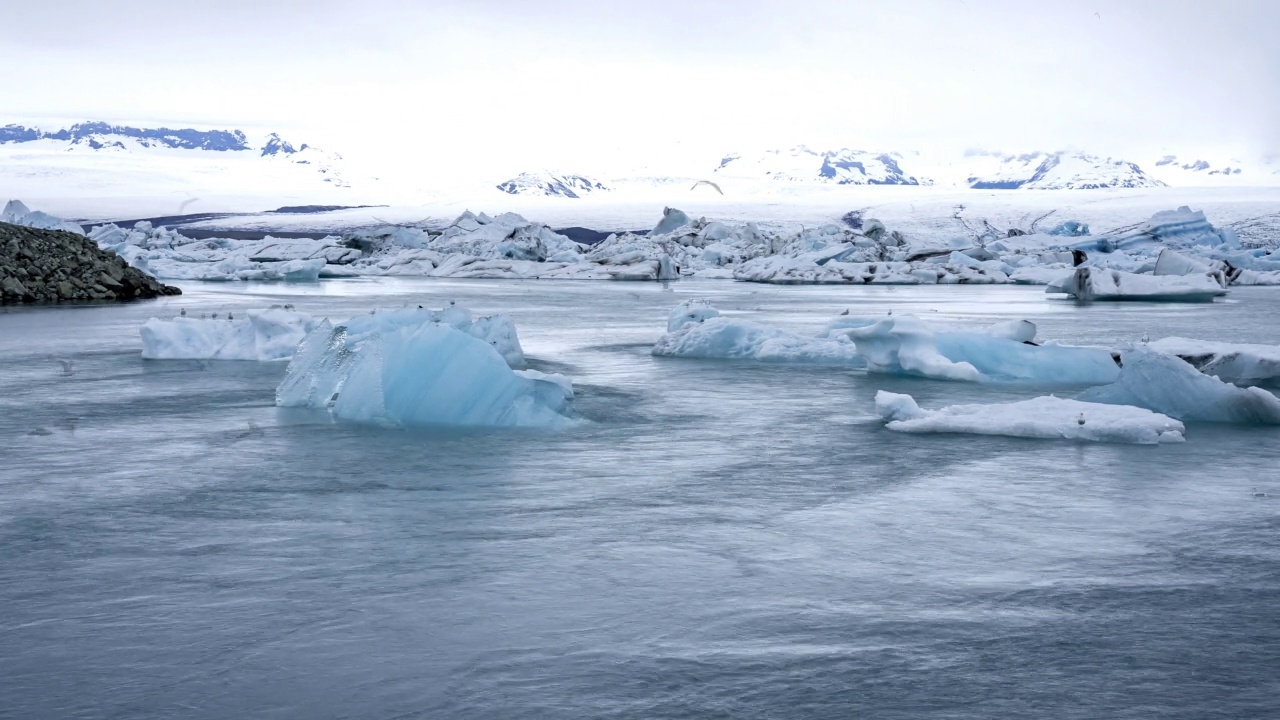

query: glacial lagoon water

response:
[1,279,1278,719]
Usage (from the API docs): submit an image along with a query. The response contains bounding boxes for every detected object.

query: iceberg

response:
[1,199,86,235]
[1148,337,1280,387]
[1079,348,1280,424]
[1048,267,1227,302]
[875,391,1186,445]
[140,309,320,361]
[838,315,1120,384]
[276,310,570,429]
[653,301,864,364]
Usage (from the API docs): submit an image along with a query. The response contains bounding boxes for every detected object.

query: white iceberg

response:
[1078,347,1280,424]
[838,315,1121,384]
[276,310,570,429]
[1,199,86,235]
[140,309,320,361]
[875,391,1186,445]
[1147,337,1280,387]
[1049,267,1227,302]
[653,301,864,364]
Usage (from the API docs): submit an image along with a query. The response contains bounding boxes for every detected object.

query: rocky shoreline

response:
[1,222,180,303]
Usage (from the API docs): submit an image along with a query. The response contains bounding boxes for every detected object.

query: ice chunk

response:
[1049,267,1227,302]
[1,200,86,235]
[333,305,525,368]
[140,309,320,361]
[276,316,571,429]
[847,317,981,381]
[651,207,693,236]
[1148,337,1280,387]
[666,299,721,332]
[654,307,863,365]
[841,315,1120,384]
[1152,249,1230,288]
[1046,220,1090,237]
[1079,347,1280,424]
[874,391,1185,444]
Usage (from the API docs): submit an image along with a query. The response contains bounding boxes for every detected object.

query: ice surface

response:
[1079,348,1280,424]
[1048,267,1227,302]
[875,391,1186,444]
[666,299,721,332]
[140,309,320,361]
[1148,337,1280,387]
[653,303,864,364]
[839,315,1121,384]
[276,311,568,429]
[1,199,85,235]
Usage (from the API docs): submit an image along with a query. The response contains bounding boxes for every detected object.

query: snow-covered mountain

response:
[496,171,609,198]
[1142,153,1280,186]
[0,122,359,215]
[963,151,1164,190]
[714,146,925,186]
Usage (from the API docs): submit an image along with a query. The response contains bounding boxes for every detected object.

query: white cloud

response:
[2,0,1276,178]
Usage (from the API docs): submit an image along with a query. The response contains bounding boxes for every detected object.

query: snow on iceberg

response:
[1148,337,1280,387]
[653,301,864,364]
[276,309,570,429]
[1048,266,1227,302]
[1078,347,1280,424]
[837,315,1121,384]
[1,199,86,235]
[875,391,1185,445]
[140,308,320,361]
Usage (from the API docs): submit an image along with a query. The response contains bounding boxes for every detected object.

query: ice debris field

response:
[9,195,1280,441]
[6,199,1280,299]
[128,292,1280,443]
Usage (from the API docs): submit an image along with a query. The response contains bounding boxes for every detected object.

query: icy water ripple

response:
[1,281,1278,719]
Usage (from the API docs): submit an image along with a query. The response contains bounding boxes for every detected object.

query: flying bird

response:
[690,180,724,195]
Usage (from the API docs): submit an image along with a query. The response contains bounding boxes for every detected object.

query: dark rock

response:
[0,222,181,304]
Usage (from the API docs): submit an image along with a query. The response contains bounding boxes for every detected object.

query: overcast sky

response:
[3,0,1277,177]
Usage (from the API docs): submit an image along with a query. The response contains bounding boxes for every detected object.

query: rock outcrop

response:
[0,222,181,303]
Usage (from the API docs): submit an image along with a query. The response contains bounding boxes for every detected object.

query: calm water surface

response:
[1,280,1278,719]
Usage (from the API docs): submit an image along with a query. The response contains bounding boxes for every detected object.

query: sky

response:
[3,0,1277,180]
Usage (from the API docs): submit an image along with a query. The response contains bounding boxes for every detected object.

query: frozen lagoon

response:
[2,279,1279,719]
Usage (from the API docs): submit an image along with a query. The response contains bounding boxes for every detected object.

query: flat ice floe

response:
[140,308,320,361]
[276,307,571,429]
[1148,337,1280,387]
[1079,348,1280,424]
[1048,266,1228,302]
[875,391,1186,445]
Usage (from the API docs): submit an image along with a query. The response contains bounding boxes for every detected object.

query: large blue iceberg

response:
[276,308,573,429]
[1079,348,1280,424]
